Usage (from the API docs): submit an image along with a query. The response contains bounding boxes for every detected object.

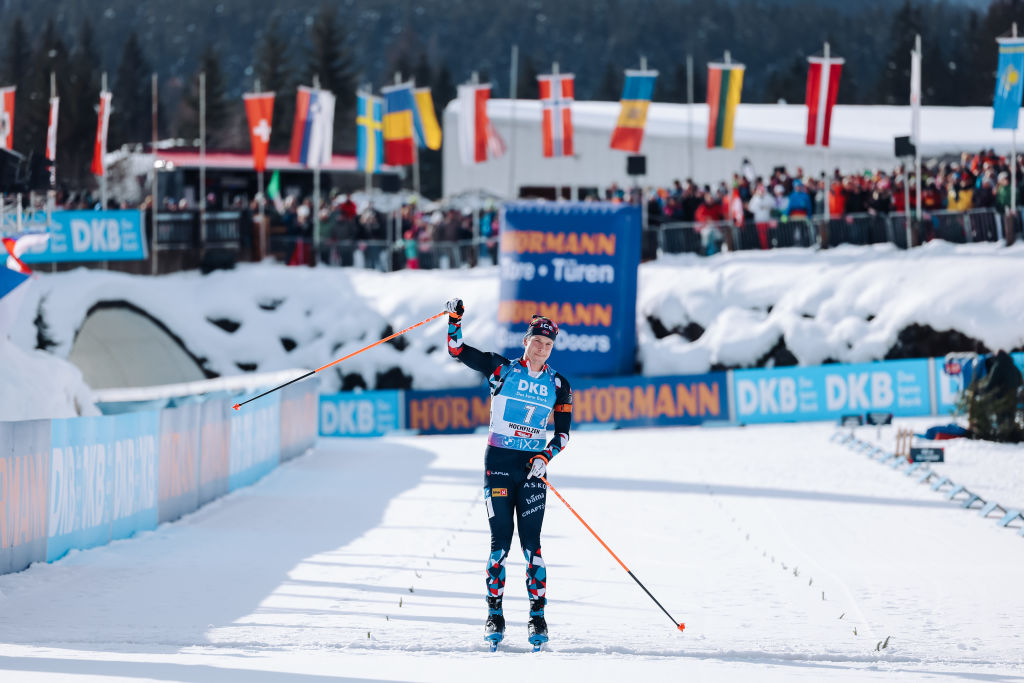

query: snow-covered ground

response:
[0,424,1022,682]
[5,241,1024,420]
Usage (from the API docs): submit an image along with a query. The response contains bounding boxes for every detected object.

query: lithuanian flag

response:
[609,69,658,152]
[706,63,744,149]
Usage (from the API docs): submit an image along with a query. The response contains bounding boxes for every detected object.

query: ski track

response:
[1,424,1022,682]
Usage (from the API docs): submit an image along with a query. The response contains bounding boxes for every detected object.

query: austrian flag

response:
[458,83,506,165]
[805,55,844,146]
[538,73,574,157]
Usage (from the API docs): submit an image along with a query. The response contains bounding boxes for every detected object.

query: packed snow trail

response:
[1,424,1022,682]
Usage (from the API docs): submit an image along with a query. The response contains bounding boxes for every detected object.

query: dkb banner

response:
[498,202,641,376]
[17,210,148,262]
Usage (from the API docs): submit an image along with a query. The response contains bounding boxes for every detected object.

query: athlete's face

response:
[523,335,554,369]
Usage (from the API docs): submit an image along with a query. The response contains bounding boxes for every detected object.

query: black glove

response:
[445,297,464,322]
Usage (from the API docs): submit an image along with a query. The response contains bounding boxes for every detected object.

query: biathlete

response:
[444,297,573,650]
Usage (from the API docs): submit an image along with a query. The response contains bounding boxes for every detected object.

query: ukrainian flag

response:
[706,63,744,149]
[609,70,658,152]
[382,83,416,166]
[356,92,384,173]
[413,87,443,150]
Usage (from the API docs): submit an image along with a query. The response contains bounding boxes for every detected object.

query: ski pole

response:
[233,310,448,410]
[540,475,685,632]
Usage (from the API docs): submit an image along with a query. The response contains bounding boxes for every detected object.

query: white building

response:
[442,100,1013,198]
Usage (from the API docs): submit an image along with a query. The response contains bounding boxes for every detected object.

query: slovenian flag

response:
[382,82,416,166]
[609,70,658,152]
[706,62,744,149]
[289,86,335,167]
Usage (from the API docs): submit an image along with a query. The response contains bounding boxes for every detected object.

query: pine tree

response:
[764,55,807,105]
[66,19,101,188]
[179,44,233,149]
[1,16,31,95]
[597,62,621,101]
[307,4,356,151]
[874,0,925,105]
[253,16,293,153]
[110,32,152,149]
[521,56,540,100]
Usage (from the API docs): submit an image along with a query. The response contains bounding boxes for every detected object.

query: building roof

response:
[154,149,362,172]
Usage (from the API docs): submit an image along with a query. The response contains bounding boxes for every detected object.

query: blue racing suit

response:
[448,316,573,602]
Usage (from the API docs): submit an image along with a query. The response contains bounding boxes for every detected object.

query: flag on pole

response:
[705,62,744,149]
[266,169,284,212]
[356,92,384,173]
[90,91,112,176]
[381,82,416,166]
[0,233,49,338]
[993,37,1024,129]
[412,87,442,150]
[610,70,658,152]
[243,91,274,172]
[46,96,59,161]
[0,86,15,150]
[288,86,335,167]
[805,55,843,146]
[457,83,505,165]
[538,73,574,157]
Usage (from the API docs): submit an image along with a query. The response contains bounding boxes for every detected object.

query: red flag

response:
[0,86,14,150]
[91,91,111,176]
[45,97,59,161]
[457,83,505,165]
[805,56,843,146]
[538,73,574,158]
[243,92,274,172]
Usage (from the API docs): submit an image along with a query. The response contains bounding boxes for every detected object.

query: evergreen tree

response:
[20,18,71,158]
[253,16,294,153]
[764,55,807,105]
[520,56,540,100]
[110,32,152,149]
[1,16,32,96]
[179,44,233,148]
[596,62,621,102]
[66,19,101,188]
[413,53,433,91]
[874,0,925,105]
[307,4,356,151]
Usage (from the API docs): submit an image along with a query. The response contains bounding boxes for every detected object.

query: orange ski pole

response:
[540,475,685,632]
[233,310,448,411]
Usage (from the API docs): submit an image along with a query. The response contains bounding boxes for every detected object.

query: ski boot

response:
[484,596,505,651]
[527,597,548,651]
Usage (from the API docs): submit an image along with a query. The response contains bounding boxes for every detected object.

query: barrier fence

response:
[0,381,318,575]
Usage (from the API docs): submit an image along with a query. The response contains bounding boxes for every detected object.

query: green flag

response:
[267,170,281,200]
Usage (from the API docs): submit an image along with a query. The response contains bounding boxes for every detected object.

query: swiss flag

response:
[90,91,111,176]
[0,86,14,150]
[244,92,275,172]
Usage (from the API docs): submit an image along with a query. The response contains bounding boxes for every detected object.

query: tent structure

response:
[442,100,1011,199]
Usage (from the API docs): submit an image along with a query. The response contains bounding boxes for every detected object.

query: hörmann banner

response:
[498,202,641,376]
[732,359,932,423]
[0,420,51,574]
[402,373,728,436]
[17,210,148,262]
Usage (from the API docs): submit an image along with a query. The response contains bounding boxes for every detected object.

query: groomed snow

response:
[0,424,1021,682]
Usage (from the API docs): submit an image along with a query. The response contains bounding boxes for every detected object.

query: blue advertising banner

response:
[197,399,231,507]
[228,394,280,491]
[158,404,201,524]
[17,210,147,263]
[281,381,319,458]
[733,359,931,424]
[0,420,51,574]
[404,372,728,435]
[47,412,160,562]
[498,202,640,376]
[320,390,403,437]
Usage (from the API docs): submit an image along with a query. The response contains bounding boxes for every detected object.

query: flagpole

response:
[821,43,830,228]
[1013,23,1019,215]
[48,71,56,221]
[686,54,694,182]
[151,72,159,275]
[364,85,373,196]
[914,34,922,232]
[312,75,322,267]
[199,70,206,259]
[552,61,561,201]
[509,44,519,201]
[101,72,108,211]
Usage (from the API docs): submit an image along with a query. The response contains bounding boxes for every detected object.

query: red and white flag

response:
[46,97,59,161]
[457,83,505,165]
[538,73,574,158]
[805,56,843,146]
[90,91,111,176]
[243,91,274,172]
[0,86,14,149]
